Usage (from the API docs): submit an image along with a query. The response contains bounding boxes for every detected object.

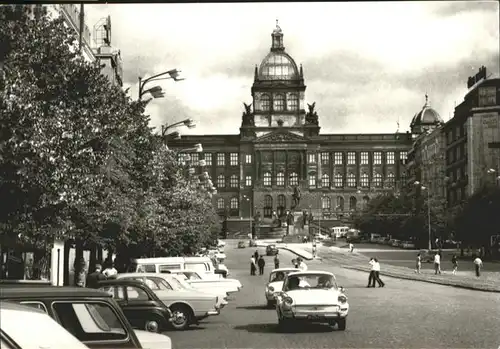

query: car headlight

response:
[268,286,274,292]
[338,295,347,304]
[283,296,293,305]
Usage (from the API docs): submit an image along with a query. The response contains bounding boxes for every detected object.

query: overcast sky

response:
[84,1,499,136]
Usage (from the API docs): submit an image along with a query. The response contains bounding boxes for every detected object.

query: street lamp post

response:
[138,69,184,101]
[243,195,252,238]
[161,119,196,136]
[414,181,432,250]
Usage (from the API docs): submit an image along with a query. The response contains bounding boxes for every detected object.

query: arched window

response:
[289,172,298,186]
[334,173,343,187]
[230,174,239,188]
[349,196,357,211]
[263,172,272,186]
[276,172,285,186]
[277,194,286,217]
[373,172,382,187]
[387,172,395,188]
[321,196,331,210]
[287,93,299,110]
[261,94,270,111]
[217,198,225,210]
[264,195,273,218]
[230,197,239,210]
[321,174,330,188]
[273,94,285,111]
[217,174,225,188]
[360,172,369,187]
[347,172,356,187]
[336,196,344,211]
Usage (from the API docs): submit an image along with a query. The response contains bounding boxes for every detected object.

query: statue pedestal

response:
[291,211,306,235]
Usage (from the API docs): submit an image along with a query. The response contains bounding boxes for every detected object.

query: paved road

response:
[167,241,500,349]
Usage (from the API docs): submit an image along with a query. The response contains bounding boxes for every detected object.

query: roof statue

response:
[242,102,254,127]
[305,102,319,126]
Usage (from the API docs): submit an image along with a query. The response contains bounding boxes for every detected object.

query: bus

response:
[330,226,350,239]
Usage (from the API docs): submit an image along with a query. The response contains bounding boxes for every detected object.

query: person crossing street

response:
[257,255,266,275]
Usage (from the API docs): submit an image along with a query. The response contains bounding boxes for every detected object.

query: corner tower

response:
[241,21,319,139]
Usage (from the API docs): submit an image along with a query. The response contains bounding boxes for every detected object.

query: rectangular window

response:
[308,153,316,163]
[217,153,225,166]
[347,152,356,165]
[263,173,272,186]
[190,153,199,166]
[334,174,343,187]
[245,175,252,186]
[347,174,356,187]
[321,152,329,165]
[308,175,317,188]
[230,175,239,188]
[360,152,368,165]
[399,151,407,162]
[204,153,212,166]
[373,152,382,165]
[245,154,252,164]
[52,302,128,342]
[230,153,238,166]
[217,175,225,188]
[386,152,395,165]
[334,152,343,165]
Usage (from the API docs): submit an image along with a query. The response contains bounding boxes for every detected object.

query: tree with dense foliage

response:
[454,184,500,250]
[0,5,221,272]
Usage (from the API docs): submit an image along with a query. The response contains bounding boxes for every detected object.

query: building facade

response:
[168,24,412,232]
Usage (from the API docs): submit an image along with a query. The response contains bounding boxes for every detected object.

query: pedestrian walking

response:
[257,256,265,275]
[253,250,259,261]
[367,258,376,287]
[297,257,308,271]
[349,243,354,253]
[274,254,280,269]
[415,253,422,274]
[451,254,458,275]
[372,258,385,287]
[85,264,106,289]
[312,241,317,258]
[250,255,257,275]
[433,251,441,274]
[473,256,483,277]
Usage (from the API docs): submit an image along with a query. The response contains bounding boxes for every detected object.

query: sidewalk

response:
[293,244,500,293]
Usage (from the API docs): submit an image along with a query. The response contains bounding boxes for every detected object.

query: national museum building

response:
[168,24,413,226]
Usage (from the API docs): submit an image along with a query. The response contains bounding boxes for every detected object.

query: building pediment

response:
[254,130,306,143]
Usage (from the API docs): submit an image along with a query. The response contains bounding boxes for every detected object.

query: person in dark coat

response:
[85,264,106,289]
[253,250,259,261]
[250,256,256,275]
[257,256,266,275]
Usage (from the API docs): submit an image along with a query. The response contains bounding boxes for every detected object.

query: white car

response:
[264,268,300,308]
[275,271,349,331]
[167,270,241,294]
[217,239,226,249]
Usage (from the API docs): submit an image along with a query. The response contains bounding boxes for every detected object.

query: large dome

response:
[258,51,299,81]
[410,94,443,129]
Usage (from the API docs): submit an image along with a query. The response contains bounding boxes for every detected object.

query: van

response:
[127,257,221,279]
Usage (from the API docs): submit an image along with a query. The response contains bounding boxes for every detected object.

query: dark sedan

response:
[98,279,173,333]
[266,244,279,256]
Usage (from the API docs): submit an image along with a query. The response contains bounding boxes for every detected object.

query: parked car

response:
[113,273,220,330]
[1,301,91,349]
[97,279,173,333]
[266,244,279,256]
[0,285,172,348]
[275,271,348,331]
[165,269,242,294]
[402,241,416,249]
[115,272,228,309]
[238,241,246,249]
[264,268,300,308]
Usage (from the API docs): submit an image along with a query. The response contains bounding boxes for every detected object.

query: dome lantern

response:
[271,19,284,52]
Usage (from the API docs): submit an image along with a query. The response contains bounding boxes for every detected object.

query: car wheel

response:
[145,319,161,333]
[266,300,274,309]
[170,304,192,331]
[277,310,292,331]
[337,317,346,331]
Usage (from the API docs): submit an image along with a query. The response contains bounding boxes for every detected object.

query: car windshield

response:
[163,276,184,290]
[172,276,194,289]
[184,271,202,280]
[269,270,298,282]
[283,273,337,291]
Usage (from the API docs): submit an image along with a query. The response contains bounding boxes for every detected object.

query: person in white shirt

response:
[250,256,256,275]
[297,258,308,271]
[415,253,422,274]
[367,258,376,287]
[102,263,118,279]
[372,258,385,287]
[473,256,483,277]
[349,243,354,253]
[433,252,441,275]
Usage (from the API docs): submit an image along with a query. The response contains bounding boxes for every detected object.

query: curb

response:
[278,247,321,261]
[342,265,500,293]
